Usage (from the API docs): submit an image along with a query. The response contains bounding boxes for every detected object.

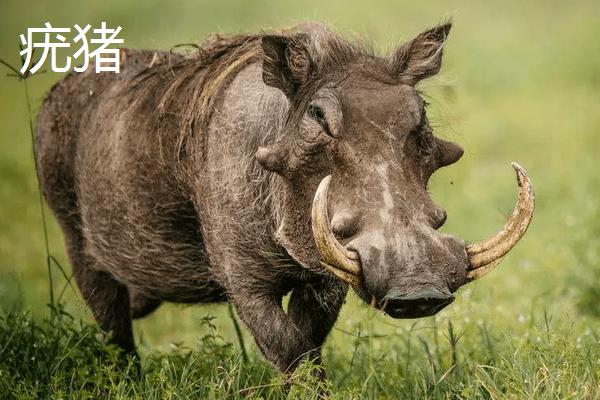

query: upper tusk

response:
[467,162,535,277]
[311,175,362,282]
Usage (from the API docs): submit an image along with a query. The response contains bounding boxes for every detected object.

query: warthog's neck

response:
[186,63,315,282]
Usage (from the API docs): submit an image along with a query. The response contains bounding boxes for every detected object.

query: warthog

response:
[35,21,534,373]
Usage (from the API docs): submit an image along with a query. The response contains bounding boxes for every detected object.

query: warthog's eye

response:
[307,103,333,138]
[410,108,434,159]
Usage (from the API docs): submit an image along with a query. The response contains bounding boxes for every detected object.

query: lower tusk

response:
[466,259,501,281]
[380,298,389,312]
[370,296,377,308]
[321,262,361,287]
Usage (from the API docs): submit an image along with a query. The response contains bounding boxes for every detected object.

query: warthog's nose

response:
[382,287,455,319]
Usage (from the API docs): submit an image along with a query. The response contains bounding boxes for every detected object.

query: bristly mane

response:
[129,23,379,164]
[130,34,263,161]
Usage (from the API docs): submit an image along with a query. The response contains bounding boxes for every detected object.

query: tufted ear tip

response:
[437,22,452,37]
[392,22,453,85]
[260,32,314,98]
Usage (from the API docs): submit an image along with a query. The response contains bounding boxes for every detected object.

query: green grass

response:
[1,0,600,398]
[2,306,600,398]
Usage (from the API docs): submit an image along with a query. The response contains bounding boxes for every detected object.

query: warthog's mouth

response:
[374,287,455,318]
[311,162,535,294]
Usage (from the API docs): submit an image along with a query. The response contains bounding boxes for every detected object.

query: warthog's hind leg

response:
[75,266,135,353]
[62,225,135,353]
[129,289,162,320]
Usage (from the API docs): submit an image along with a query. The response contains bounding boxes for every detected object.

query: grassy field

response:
[1,0,599,398]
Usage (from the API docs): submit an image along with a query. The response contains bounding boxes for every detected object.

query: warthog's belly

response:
[73,80,227,303]
[80,192,226,302]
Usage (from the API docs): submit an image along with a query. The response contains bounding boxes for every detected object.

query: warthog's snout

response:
[311,163,535,318]
[382,287,455,319]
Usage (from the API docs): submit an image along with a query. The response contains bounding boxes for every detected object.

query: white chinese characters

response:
[19,22,124,74]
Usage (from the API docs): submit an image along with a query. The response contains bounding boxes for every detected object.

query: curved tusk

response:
[311,175,362,285]
[321,262,362,287]
[466,162,535,280]
[466,259,501,281]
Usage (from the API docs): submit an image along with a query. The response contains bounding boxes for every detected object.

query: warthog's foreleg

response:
[287,281,347,358]
[229,279,346,375]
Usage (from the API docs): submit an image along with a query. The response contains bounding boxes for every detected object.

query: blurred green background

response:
[1,0,599,395]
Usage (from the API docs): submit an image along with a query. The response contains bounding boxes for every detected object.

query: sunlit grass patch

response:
[1,306,599,399]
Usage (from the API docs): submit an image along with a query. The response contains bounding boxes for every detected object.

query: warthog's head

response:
[256,22,534,318]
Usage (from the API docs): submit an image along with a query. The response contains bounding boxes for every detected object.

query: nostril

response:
[331,208,360,239]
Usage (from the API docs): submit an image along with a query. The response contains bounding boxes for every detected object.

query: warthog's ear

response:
[392,23,452,85]
[261,33,314,98]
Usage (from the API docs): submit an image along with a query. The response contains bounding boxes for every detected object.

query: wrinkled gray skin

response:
[35,22,468,374]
